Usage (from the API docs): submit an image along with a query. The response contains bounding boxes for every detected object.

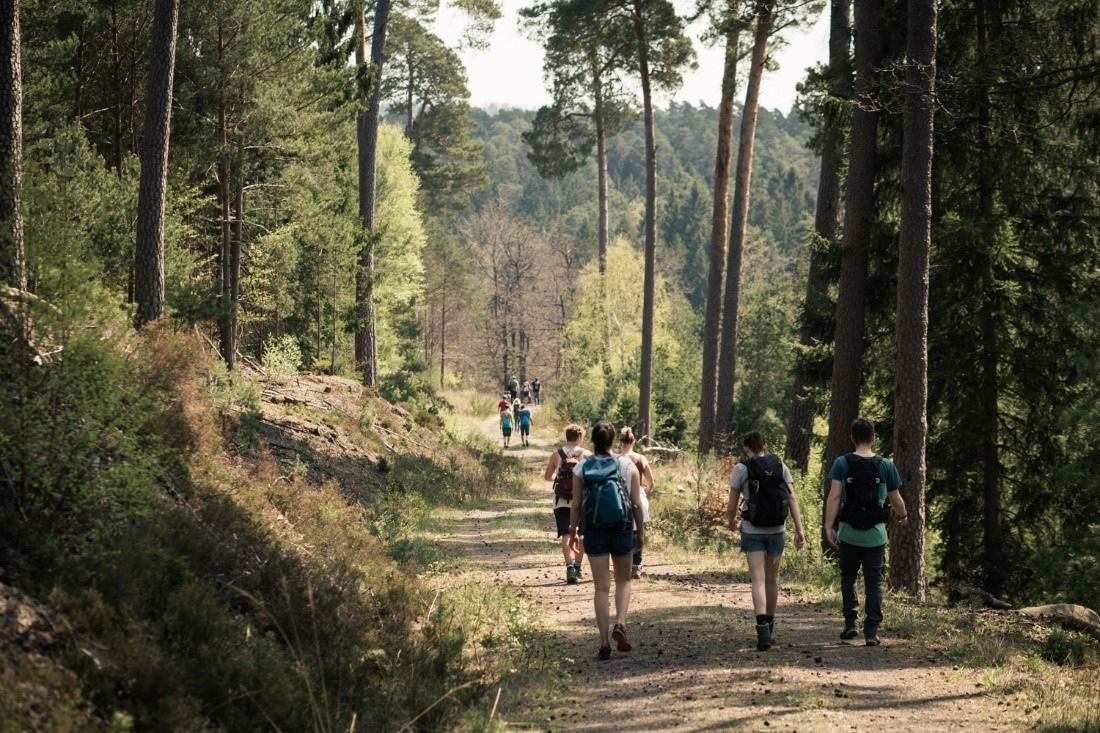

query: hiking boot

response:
[631,565,642,580]
[756,623,772,651]
[865,627,881,646]
[566,565,578,584]
[598,644,611,661]
[573,562,583,579]
[612,623,632,652]
[840,623,859,640]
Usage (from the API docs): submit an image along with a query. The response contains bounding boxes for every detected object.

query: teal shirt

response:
[828,454,902,547]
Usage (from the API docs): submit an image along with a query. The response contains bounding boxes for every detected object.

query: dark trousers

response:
[838,541,886,632]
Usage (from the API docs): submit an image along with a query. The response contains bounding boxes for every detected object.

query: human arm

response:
[727,466,742,532]
[824,479,843,549]
[544,450,560,482]
[783,464,806,550]
[569,473,584,543]
[888,488,908,523]
[640,457,655,497]
[630,465,644,549]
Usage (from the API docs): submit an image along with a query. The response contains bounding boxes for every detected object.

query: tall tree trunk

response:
[699,1,741,454]
[715,0,772,455]
[354,0,390,387]
[109,2,125,176]
[217,97,233,366]
[0,0,24,290]
[229,137,243,363]
[890,0,937,599]
[592,49,613,379]
[976,0,1003,596]
[633,0,657,444]
[134,0,178,328]
[785,0,851,472]
[822,0,883,473]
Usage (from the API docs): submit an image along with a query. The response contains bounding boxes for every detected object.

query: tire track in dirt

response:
[438,410,1025,732]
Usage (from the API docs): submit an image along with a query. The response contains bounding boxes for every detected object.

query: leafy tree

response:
[382,14,487,214]
[595,0,694,443]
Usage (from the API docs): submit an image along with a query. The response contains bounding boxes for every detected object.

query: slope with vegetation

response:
[0,318,528,730]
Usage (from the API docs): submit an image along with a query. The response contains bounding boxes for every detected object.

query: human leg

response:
[745,551,769,616]
[862,543,887,639]
[611,551,634,651]
[588,554,612,645]
[838,541,862,631]
[763,554,782,617]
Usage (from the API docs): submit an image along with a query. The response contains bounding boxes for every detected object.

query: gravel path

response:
[439,412,1024,732]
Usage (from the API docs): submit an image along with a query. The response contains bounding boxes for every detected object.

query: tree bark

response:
[785,0,851,472]
[217,96,233,366]
[354,0,391,387]
[699,1,740,454]
[133,0,178,328]
[890,0,936,600]
[592,49,614,379]
[0,0,25,291]
[715,0,772,455]
[976,0,1003,596]
[822,0,883,473]
[633,0,657,444]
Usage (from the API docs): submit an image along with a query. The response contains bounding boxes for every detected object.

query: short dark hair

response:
[742,430,767,454]
[851,417,875,445]
[592,420,616,454]
[564,423,584,442]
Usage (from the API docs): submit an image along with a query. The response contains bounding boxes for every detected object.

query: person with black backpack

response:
[568,420,644,661]
[728,431,806,651]
[544,424,591,584]
[824,417,908,646]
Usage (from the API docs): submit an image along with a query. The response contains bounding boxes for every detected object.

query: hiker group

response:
[546,415,906,660]
[499,376,540,448]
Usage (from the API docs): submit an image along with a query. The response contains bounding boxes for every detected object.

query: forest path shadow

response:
[435,409,1024,732]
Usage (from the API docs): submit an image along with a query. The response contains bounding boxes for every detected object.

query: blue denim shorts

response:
[740,531,786,558]
[582,527,634,557]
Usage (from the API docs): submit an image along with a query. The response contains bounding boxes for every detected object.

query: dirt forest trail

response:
[438,407,1025,732]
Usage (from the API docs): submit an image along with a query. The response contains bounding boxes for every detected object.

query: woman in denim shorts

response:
[728,431,806,651]
[568,420,644,661]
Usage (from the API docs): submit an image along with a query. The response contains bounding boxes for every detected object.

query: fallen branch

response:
[1017,604,1100,643]
[950,586,1014,610]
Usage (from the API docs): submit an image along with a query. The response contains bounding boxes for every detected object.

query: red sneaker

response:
[612,623,632,652]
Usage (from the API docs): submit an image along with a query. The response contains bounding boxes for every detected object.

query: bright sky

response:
[434,3,830,114]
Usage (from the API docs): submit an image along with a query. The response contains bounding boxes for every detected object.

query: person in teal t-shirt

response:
[824,417,908,646]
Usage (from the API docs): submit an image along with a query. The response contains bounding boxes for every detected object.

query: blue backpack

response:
[581,456,633,531]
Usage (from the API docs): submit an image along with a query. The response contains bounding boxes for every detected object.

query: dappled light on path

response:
[432,410,1025,731]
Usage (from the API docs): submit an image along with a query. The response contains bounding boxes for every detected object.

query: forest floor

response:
[434,407,1032,732]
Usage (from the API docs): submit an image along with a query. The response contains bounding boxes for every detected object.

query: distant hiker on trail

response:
[517,403,533,447]
[499,409,514,448]
[512,397,522,426]
[544,424,591,584]
[532,377,542,405]
[507,375,519,401]
[824,417,907,647]
[728,430,806,651]
[497,394,511,414]
[618,427,654,579]
[521,380,532,404]
[570,420,644,661]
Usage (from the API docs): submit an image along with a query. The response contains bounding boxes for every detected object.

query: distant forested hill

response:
[467,103,819,312]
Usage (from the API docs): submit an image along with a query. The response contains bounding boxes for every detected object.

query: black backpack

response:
[838,453,890,529]
[740,455,789,527]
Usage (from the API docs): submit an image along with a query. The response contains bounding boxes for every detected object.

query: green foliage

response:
[262,335,303,379]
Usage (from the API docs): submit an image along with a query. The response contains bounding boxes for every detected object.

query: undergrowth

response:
[0,319,525,731]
